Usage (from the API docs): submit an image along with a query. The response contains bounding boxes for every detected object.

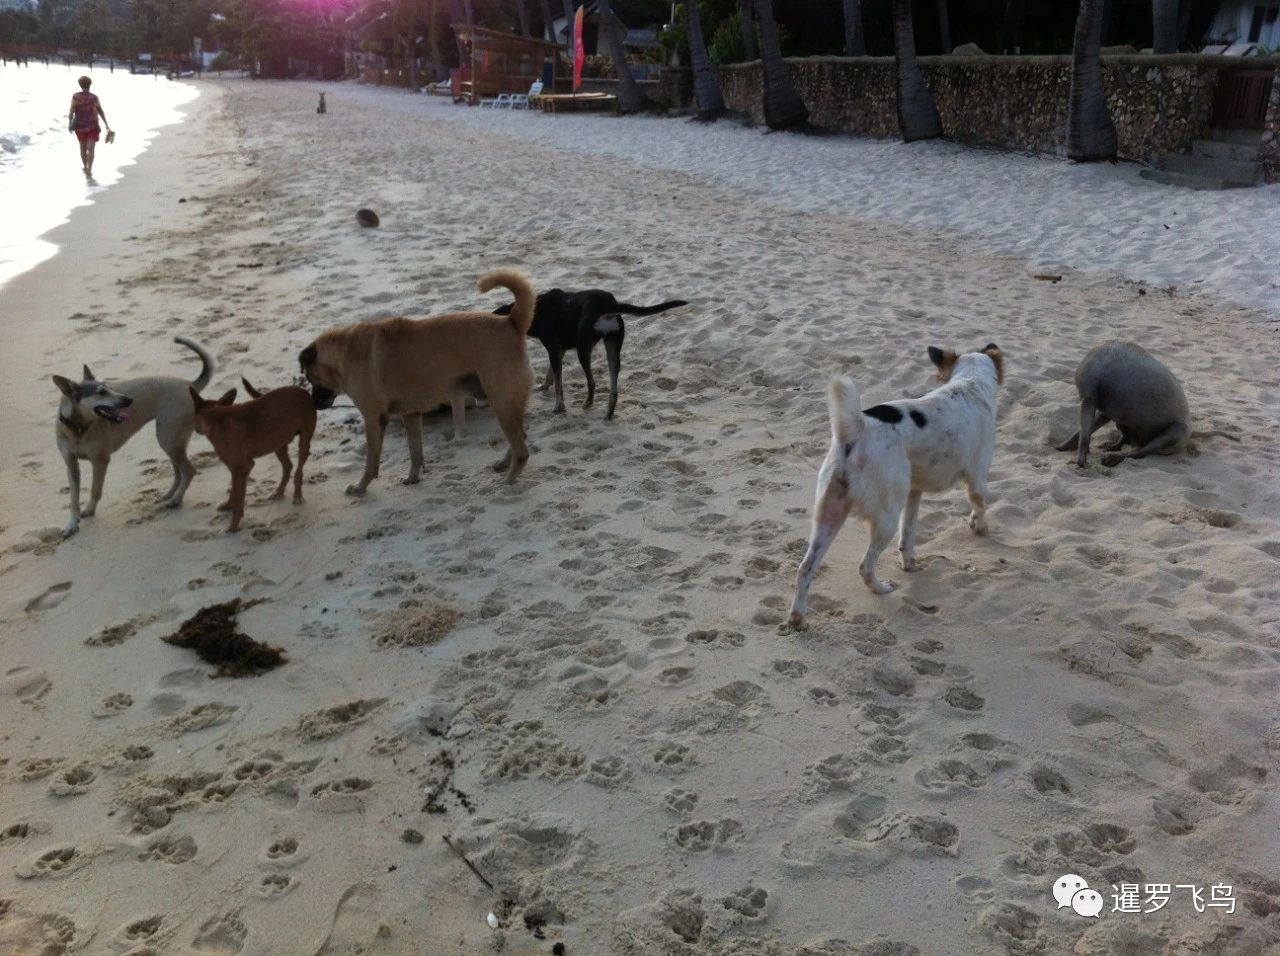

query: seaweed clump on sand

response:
[162,599,285,678]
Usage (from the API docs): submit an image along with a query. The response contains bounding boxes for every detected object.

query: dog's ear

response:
[980,344,1005,384]
[188,386,205,408]
[927,346,959,381]
[217,388,237,406]
[53,375,79,398]
[299,344,317,371]
[492,302,513,316]
[240,376,262,399]
[81,364,95,382]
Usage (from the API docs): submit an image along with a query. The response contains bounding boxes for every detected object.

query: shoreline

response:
[0,78,1277,955]
[0,66,200,290]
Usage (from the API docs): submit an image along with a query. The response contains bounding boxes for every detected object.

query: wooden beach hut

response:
[453,25,560,105]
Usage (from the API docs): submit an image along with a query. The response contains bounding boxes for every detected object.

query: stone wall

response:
[716,54,1280,169]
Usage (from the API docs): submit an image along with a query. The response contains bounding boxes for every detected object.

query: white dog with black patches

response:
[788,344,1004,628]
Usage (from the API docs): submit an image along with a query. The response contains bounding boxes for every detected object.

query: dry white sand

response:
[0,79,1278,956]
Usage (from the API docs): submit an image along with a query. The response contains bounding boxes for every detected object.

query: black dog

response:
[495,289,687,419]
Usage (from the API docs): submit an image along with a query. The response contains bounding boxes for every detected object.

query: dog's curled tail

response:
[175,336,216,393]
[478,269,535,336]
[828,376,864,448]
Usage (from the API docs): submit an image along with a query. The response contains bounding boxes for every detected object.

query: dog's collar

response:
[58,412,91,437]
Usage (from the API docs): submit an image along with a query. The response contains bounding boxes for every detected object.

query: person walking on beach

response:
[69,76,111,176]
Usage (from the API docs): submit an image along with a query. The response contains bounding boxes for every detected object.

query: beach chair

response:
[479,93,512,108]
[510,80,543,110]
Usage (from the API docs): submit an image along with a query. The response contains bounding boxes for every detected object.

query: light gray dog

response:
[1057,341,1238,467]
[53,336,215,537]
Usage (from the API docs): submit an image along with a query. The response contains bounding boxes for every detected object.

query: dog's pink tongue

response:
[117,412,129,421]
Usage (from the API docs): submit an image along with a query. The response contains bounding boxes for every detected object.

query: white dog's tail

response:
[175,336,216,393]
[828,376,863,447]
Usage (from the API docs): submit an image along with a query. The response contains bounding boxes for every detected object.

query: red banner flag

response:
[573,5,585,92]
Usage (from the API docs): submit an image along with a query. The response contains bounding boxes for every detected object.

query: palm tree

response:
[515,0,529,37]
[538,0,554,41]
[686,0,724,119]
[893,0,941,141]
[1066,0,1117,161]
[999,0,1024,53]
[842,0,865,55]
[1152,0,1177,52]
[738,0,755,60]
[597,0,644,111]
[755,0,807,129]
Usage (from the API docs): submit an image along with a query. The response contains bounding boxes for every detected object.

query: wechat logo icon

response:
[1053,874,1103,918]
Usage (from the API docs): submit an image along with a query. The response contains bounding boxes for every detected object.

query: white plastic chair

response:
[479,93,512,108]
[509,80,543,110]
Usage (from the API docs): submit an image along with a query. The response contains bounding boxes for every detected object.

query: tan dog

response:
[299,269,535,494]
[190,385,316,533]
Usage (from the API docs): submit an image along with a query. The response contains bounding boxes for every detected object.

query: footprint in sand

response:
[115,915,163,947]
[24,582,72,614]
[92,692,134,718]
[16,845,85,879]
[2,667,51,705]
[48,765,96,798]
[257,874,296,899]
[260,837,308,868]
[191,911,247,954]
[142,834,198,864]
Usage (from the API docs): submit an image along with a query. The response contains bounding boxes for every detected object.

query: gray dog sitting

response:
[1057,340,1239,467]
[53,336,215,537]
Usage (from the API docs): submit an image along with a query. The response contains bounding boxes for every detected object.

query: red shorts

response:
[76,127,100,143]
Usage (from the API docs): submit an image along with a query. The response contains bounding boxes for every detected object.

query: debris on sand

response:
[356,208,380,227]
[374,603,463,648]
[162,599,285,678]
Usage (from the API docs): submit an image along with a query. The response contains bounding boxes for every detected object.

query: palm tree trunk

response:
[538,0,555,41]
[1152,0,1177,52]
[937,0,951,53]
[738,0,756,61]
[687,0,724,118]
[429,4,445,80]
[561,0,575,57]
[893,0,941,141]
[597,0,644,112]
[516,0,530,37]
[842,0,866,56]
[1175,0,1194,46]
[755,0,807,129]
[1067,0,1117,161]
[999,0,1025,53]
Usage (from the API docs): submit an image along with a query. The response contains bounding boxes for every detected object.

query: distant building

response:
[1203,0,1280,50]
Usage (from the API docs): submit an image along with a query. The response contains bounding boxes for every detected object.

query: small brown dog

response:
[300,268,535,494]
[190,385,317,532]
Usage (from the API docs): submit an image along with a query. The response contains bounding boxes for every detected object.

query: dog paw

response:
[292,494,303,505]
[344,484,367,497]
[216,500,232,512]
[900,555,919,572]
[164,497,183,509]
[782,612,807,633]
[552,405,566,414]
[866,579,897,595]
[1101,453,1124,468]
[968,517,988,535]
[581,399,594,409]
[400,475,421,486]
[81,506,96,517]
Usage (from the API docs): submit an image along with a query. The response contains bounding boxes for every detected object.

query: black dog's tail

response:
[613,299,688,317]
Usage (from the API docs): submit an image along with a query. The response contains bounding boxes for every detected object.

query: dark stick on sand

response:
[441,835,494,890]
